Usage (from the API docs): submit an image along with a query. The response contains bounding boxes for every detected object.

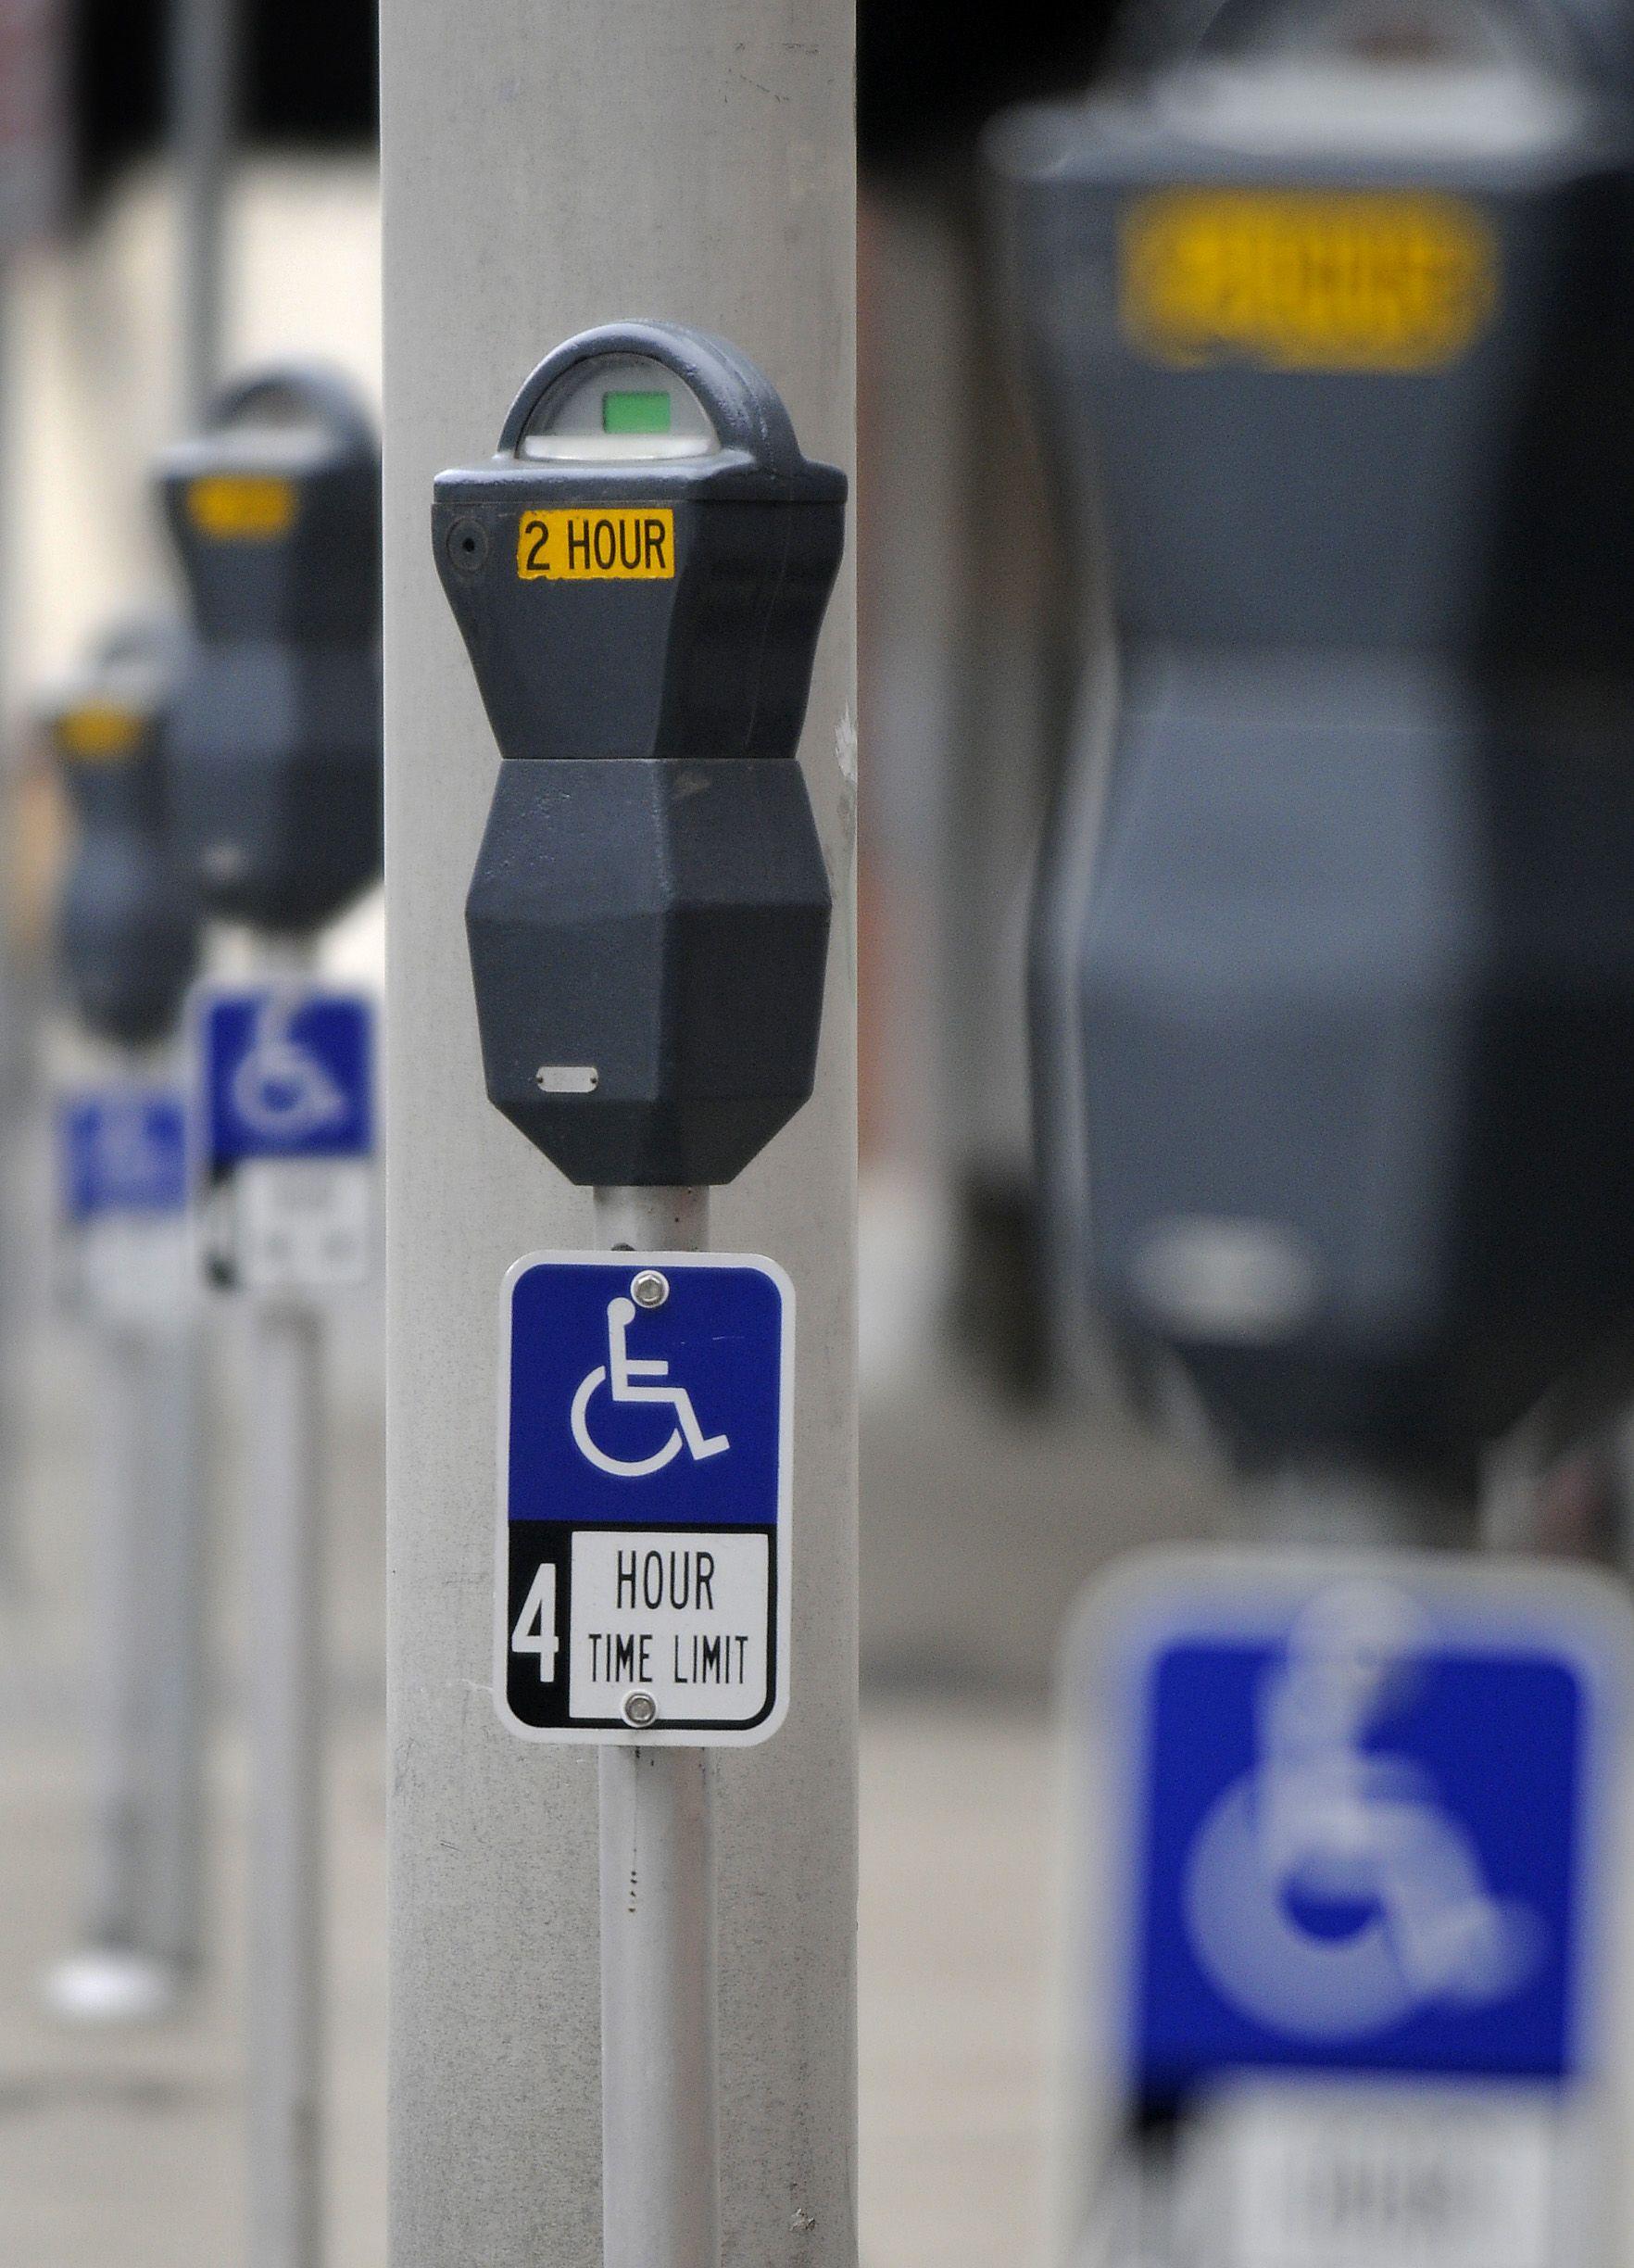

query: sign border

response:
[494,1246,795,1748]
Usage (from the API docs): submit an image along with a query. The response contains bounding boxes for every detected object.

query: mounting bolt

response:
[631,1269,669,1309]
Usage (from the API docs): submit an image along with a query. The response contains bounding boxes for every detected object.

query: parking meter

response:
[989,34,1634,1493]
[44,620,201,1050]
[434,320,845,1187]
[156,365,382,934]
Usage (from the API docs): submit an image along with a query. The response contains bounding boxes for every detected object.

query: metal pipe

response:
[593,1186,719,2268]
[40,1315,190,2024]
[84,1324,147,1951]
[247,1297,325,2268]
[141,1315,208,1977]
[170,0,234,422]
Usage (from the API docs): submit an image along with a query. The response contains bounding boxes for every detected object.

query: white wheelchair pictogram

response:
[1183,1580,1543,2039]
[570,1295,730,1479]
[229,998,350,1143]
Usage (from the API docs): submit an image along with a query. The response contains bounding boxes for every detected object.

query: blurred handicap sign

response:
[193,982,376,1294]
[57,1084,191,1326]
[1061,1552,1633,2268]
[497,1252,792,1746]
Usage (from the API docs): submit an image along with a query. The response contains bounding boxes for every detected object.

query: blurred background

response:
[5,0,1634,2263]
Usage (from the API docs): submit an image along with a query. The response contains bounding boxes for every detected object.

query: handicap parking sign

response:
[60,1087,189,1222]
[198,987,373,1166]
[1062,1552,1634,2268]
[498,1251,792,1745]
[193,982,376,1294]
[58,1084,194,1327]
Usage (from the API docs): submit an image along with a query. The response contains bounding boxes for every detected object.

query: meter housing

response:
[157,365,382,934]
[45,619,201,1049]
[993,55,1634,1489]
[436,321,845,1187]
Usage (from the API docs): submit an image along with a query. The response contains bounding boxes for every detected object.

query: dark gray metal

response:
[157,365,383,934]
[992,69,1634,1493]
[45,620,202,1049]
[437,321,845,1188]
[466,757,829,1186]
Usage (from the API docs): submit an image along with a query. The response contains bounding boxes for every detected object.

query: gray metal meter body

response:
[435,321,845,1188]
[990,56,1634,1490]
[157,366,383,935]
[45,619,202,1049]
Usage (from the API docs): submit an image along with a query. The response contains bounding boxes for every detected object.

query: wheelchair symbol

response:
[229,998,350,1143]
[570,1295,730,1480]
[1183,1581,1543,2039]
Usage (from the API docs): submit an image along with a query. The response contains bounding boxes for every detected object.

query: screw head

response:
[622,1690,659,1729]
[631,1269,669,1309]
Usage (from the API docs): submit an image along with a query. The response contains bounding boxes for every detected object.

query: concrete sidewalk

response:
[0,1694,1054,2268]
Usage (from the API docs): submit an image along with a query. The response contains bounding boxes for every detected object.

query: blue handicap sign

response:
[196,985,375,1168]
[506,1255,786,1531]
[500,1252,792,1743]
[1103,1569,1628,2109]
[60,1088,189,1221]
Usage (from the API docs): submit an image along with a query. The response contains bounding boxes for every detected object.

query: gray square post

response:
[380,6,859,2263]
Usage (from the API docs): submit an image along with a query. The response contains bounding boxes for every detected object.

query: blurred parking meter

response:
[157,364,382,2268]
[38,620,206,2022]
[159,367,382,932]
[49,624,199,1052]
[987,20,1634,1520]
[433,321,843,2268]
[1060,1552,1634,2268]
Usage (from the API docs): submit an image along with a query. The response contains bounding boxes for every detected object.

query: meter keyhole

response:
[447,519,487,572]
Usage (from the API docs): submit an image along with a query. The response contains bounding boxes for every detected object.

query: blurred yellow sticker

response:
[57,704,142,761]
[1120,192,1498,372]
[517,508,674,582]
[186,474,298,540]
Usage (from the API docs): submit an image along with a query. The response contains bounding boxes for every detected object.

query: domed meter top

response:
[434,321,847,767]
[155,364,383,934]
[157,366,380,643]
[436,322,848,1189]
[43,617,201,1050]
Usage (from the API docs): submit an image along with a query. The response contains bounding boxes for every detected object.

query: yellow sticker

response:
[186,473,298,540]
[516,508,675,582]
[57,704,143,762]
[1120,191,1498,373]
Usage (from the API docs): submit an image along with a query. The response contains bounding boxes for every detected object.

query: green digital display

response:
[602,389,672,435]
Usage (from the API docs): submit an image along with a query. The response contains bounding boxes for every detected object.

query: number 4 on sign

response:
[512,1564,559,1675]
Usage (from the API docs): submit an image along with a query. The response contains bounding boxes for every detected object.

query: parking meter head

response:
[994,61,1634,1486]
[433,321,846,764]
[157,365,383,933]
[44,618,202,1049]
[438,322,846,1187]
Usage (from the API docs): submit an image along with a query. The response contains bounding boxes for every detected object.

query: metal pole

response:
[381,5,857,2261]
[0,271,17,1595]
[140,1313,207,1977]
[42,1058,204,2021]
[170,0,233,422]
[231,933,327,2268]
[247,1294,324,2268]
[594,1185,718,2268]
[84,1324,146,1952]
[43,1310,190,2022]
